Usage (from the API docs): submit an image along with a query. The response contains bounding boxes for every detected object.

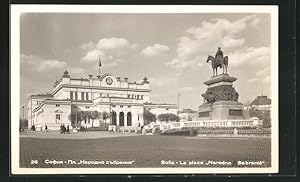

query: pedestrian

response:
[66,125,70,134]
[45,124,48,132]
[60,124,63,134]
[62,124,65,134]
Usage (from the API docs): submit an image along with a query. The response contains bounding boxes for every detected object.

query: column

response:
[124,113,127,126]
[116,113,119,126]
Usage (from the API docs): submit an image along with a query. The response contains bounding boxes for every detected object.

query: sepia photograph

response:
[11,5,278,174]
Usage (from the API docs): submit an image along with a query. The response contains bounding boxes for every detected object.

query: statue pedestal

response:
[211,101,244,120]
[199,74,245,120]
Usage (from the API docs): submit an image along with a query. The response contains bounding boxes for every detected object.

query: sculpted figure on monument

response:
[206,47,229,77]
[215,47,224,59]
[201,85,239,103]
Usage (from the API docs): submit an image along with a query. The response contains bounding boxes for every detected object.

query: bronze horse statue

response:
[206,55,228,77]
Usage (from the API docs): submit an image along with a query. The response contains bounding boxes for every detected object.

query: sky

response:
[20,13,272,112]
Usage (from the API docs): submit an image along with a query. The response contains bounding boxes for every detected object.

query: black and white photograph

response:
[11,5,278,174]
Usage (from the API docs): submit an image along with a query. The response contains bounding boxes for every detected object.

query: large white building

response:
[27,70,177,131]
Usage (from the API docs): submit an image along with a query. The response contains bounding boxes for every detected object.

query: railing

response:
[180,119,262,128]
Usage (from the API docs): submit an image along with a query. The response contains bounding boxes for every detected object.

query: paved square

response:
[19,132,271,168]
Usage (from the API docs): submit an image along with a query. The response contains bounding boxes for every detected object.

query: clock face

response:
[105,77,113,85]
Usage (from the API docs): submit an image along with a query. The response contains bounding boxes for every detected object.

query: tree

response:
[143,109,156,125]
[90,110,101,128]
[19,118,28,130]
[249,108,271,128]
[187,115,193,121]
[102,111,110,127]
[68,105,83,127]
[80,111,90,125]
[158,113,180,122]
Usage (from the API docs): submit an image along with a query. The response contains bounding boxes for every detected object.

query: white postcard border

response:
[11,5,279,174]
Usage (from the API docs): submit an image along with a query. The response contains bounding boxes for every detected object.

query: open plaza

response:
[20,131,271,168]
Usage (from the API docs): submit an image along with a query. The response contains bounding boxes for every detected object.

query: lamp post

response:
[177,92,181,116]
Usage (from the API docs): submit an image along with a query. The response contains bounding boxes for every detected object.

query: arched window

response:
[119,112,124,126]
[127,112,132,126]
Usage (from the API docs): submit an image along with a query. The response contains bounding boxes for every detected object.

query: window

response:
[56,105,60,107]
[128,94,130,98]
[70,91,73,100]
[120,105,124,108]
[86,92,89,100]
[55,114,61,124]
[85,106,89,109]
[166,108,169,110]
[75,92,78,100]
[141,95,144,100]
[128,106,131,108]
[81,92,85,100]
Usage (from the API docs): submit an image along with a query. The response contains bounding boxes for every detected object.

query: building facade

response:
[27,70,177,131]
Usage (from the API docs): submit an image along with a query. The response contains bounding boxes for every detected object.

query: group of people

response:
[30,125,36,131]
[60,124,70,134]
[78,126,88,132]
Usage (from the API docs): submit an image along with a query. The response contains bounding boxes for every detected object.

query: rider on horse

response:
[215,47,223,64]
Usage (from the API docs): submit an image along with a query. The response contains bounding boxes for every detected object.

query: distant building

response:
[27,70,177,130]
[250,95,271,111]
[178,108,197,121]
[248,95,271,128]
[144,103,177,116]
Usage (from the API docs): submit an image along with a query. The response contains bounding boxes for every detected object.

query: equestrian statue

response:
[206,47,228,77]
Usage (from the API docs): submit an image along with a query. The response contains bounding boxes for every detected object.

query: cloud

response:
[256,66,270,77]
[227,46,270,67]
[221,37,245,48]
[96,38,129,50]
[80,41,95,50]
[21,54,67,72]
[166,15,260,69]
[80,37,134,67]
[141,43,170,56]
[80,49,103,62]
[248,78,258,83]
[37,60,67,72]
[166,56,203,69]
[69,67,85,74]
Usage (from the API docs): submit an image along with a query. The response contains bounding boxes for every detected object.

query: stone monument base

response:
[199,74,245,120]
[198,101,244,120]
[212,101,244,120]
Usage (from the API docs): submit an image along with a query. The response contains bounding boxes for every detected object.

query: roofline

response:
[27,94,53,101]
[52,84,151,95]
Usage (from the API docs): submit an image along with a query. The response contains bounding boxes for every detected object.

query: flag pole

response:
[99,56,101,78]
[177,92,180,116]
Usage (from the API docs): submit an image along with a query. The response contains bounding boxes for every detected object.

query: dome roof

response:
[62,70,70,78]
[143,76,149,83]
[250,96,271,106]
